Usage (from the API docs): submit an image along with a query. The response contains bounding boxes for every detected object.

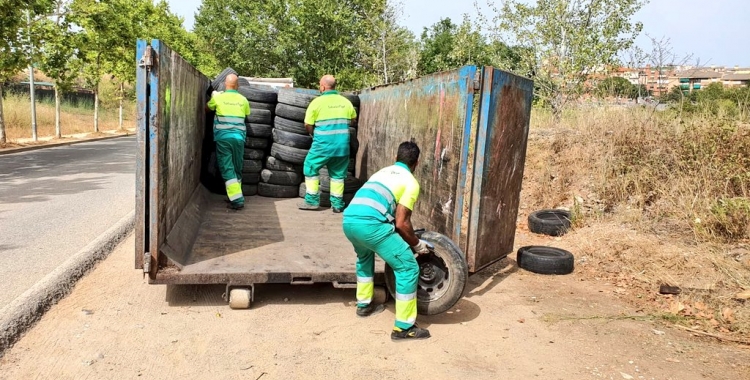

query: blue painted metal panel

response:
[467,67,534,272]
[147,40,161,277]
[135,39,148,269]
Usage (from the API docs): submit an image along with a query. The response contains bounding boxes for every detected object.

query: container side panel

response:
[357,67,476,241]
[468,67,533,272]
[135,39,148,269]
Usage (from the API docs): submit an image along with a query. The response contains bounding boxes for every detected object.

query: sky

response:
[166,0,750,67]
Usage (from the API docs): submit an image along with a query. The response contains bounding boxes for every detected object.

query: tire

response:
[258,182,299,198]
[275,103,307,122]
[266,156,301,172]
[274,116,308,135]
[238,85,277,103]
[349,127,359,156]
[212,68,238,91]
[278,88,318,108]
[341,92,360,107]
[528,209,571,236]
[242,173,260,184]
[517,246,574,275]
[349,158,355,174]
[270,143,308,164]
[273,128,312,149]
[242,159,263,174]
[249,101,276,111]
[319,176,362,193]
[242,184,258,196]
[246,123,272,138]
[246,109,273,125]
[245,136,269,149]
[384,231,467,315]
[260,169,302,186]
[243,148,264,160]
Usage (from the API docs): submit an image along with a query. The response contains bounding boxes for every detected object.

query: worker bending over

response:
[299,75,357,213]
[342,141,433,341]
[207,74,251,210]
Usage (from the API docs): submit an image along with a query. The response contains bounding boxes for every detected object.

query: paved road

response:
[0,137,135,309]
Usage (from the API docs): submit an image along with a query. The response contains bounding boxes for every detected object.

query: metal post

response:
[27,9,37,142]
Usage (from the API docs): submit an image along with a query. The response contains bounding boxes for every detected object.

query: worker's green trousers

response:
[303,152,349,209]
[216,138,244,206]
[342,222,419,330]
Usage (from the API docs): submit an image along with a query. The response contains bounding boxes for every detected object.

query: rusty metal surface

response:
[357,67,478,243]
[135,40,148,270]
[467,67,534,272]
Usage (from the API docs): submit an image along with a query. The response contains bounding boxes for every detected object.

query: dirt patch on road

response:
[1,234,748,380]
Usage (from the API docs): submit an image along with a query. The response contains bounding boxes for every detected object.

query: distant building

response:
[722,73,750,87]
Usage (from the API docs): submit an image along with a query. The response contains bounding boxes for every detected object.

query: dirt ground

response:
[1,231,748,380]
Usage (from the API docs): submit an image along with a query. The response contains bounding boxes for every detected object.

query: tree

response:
[596,76,634,99]
[357,1,418,85]
[484,0,646,120]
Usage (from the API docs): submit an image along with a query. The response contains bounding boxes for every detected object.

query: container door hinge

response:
[138,45,153,71]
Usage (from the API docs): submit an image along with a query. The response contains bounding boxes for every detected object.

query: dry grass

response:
[522,105,750,339]
[2,93,136,141]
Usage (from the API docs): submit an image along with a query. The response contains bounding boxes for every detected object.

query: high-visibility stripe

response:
[217,115,245,124]
[330,178,345,197]
[349,198,388,215]
[357,276,373,283]
[394,298,417,327]
[305,176,320,194]
[226,178,243,201]
[315,129,349,136]
[395,291,417,301]
[315,118,350,126]
[226,179,239,186]
[362,182,395,206]
[216,124,246,131]
[357,281,374,306]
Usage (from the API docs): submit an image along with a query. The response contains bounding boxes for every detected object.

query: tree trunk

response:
[94,87,99,133]
[0,83,6,144]
[381,29,388,84]
[119,82,123,130]
[55,85,61,138]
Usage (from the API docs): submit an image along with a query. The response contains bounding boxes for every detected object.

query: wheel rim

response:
[416,252,450,302]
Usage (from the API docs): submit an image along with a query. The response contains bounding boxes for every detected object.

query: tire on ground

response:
[275,103,307,122]
[242,173,260,184]
[257,182,299,198]
[527,209,571,236]
[272,128,312,149]
[242,159,263,174]
[319,176,362,193]
[246,123,272,138]
[266,156,302,172]
[243,148,264,160]
[260,169,302,186]
[278,89,318,108]
[245,137,269,149]
[270,143,308,164]
[384,231,468,315]
[242,184,258,196]
[246,109,273,124]
[274,116,308,135]
[517,246,575,275]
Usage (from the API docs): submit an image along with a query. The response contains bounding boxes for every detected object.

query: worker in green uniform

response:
[342,141,434,341]
[299,75,357,213]
[207,74,251,210]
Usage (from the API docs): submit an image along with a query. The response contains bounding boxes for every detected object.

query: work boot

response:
[332,207,344,214]
[356,304,385,318]
[298,202,320,211]
[227,203,244,210]
[391,324,431,341]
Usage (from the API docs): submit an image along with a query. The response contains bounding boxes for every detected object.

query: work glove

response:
[411,239,434,255]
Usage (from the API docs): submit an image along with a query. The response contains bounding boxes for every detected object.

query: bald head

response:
[225,74,239,90]
[319,75,336,91]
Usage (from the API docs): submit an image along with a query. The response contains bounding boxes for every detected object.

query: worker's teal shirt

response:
[207,90,250,141]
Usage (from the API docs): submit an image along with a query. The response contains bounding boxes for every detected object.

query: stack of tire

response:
[291,91,363,207]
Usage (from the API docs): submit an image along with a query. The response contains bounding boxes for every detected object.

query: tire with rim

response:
[246,109,273,125]
[278,89,318,108]
[528,209,571,236]
[238,85,277,103]
[242,184,258,196]
[242,159,263,174]
[246,123,272,138]
[270,143,308,164]
[245,137,269,149]
[384,231,468,315]
[249,101,276,111]
[275,103,307,122]
[243,148,264,160]
[266,156,301,173]
[212,68,238,91]
[258,182,299,198]
[260,169,302,186]
[274,116,308,135]
[517,246,574,275]
[272,128,312,149]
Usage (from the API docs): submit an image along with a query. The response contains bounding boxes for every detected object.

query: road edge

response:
[0,210,136,357]
[0,133,133,156]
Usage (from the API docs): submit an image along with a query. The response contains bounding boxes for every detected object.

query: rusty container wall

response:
[467,67,534,272]
[356,67,478,244]
[145,40,212,278]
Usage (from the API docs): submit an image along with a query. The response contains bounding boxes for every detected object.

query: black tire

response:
[517,246,574,275]
[341,92,360,107]
[349,127,359,155]
[349,158,355,174]
[260,169,302,186]
[212,68,238,91]
[275,103,307,122]
[319,176,362,193]
[273,128,312,149]
[242,184,258,196]
[246,123,272,138]
[246,109,273,125]
[237,77,250,87]
[270,143,308,164]
[384,231,468,315]
[274,116,308,135]
[243,148,264,160]
[258,182,299,198]
[242,159,263,174]
[528,209,571,236]
[245,136,269,149]
[249,101,276,111]
[242,173,260,184]
[238,85,277,103]
[278,88,318,108]
[266,156,301,173]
